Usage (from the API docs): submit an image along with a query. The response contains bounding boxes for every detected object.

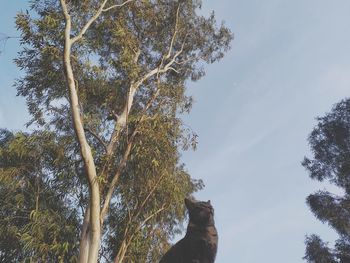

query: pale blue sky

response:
[1,1,350,262]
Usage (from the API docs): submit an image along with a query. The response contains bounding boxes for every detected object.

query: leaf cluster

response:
[303,99,350,262]
[0,129,80,262]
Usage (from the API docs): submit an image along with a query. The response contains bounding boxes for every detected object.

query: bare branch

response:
[71,0,133,44]
[114,204,167,263]
[100,86,163,223]
[71,0,108,43]
[0,34,20,40]
[134,33,188,86]
[60,0,71,21]
[105,84,136,155]
[84,127,108,152]
[132,37,185,87]
[103,46,182,155]
[104,11,185,157]
[0,34,20,55]
[100,132,136,223]
[167,67,180,74]
[102,0,134,12]
[134,174,165,219]
[138,205,166,230]
[165,4,181,60]
[133,48,141,63]
[100,84,163,216]
[162,33,188,70]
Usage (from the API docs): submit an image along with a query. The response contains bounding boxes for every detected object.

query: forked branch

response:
[71,0,134,44]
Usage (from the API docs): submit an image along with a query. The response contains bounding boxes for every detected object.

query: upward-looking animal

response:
[159,198,218,263]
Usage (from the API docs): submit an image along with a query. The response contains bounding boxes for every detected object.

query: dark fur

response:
[159,198,218,263]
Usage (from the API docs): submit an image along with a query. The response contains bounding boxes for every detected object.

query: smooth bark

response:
[60,1,102,262]
[78,206,91,263]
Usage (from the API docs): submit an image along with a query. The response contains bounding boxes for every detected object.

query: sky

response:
[1,1,350,263]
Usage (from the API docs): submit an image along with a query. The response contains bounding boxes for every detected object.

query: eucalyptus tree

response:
[0,129,80,262]
[303,99,350,262]
[11,0,232,262]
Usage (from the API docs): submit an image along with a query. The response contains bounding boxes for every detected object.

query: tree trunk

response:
[77,205,101,263]
[78,206,90,263]
[61,4,101,261]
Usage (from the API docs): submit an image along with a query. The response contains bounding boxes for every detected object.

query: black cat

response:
[159,198,218,263]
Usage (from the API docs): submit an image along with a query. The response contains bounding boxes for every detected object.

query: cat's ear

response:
[207,200,211,204]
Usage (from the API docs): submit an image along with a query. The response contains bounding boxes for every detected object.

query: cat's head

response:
[185,198,215,226]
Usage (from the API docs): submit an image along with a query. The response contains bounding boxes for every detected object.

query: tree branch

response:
[113,204,167,263]
[138,205,166,231]
[100,131,135,223]
[167,67,180,74]
[60,0,70,21]
[100,81,163,220]
[125,204,167,249]
[71,0,108,44]
[84,127,108,152]
[61,0,98,193]
[104,11,185,157]
[102,0,134,12]
[165,4,181,60]
[100,5,187,224]
[134,174,165,220]
[71,0,134,44]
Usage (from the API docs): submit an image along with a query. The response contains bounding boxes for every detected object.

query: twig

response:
[102,0,134,12]
[72,0,134,44]
[84,127,108,152]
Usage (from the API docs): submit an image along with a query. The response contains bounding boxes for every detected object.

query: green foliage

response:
[5,0,232,261]
[304,235,337,263]
[303,99,350,262]
[0,129,80,262]
[105,116,204,261]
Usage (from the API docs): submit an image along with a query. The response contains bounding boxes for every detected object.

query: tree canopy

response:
[303,98,350,262]
[0,0,232,262]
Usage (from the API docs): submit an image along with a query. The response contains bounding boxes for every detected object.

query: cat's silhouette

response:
[159,198,218,263]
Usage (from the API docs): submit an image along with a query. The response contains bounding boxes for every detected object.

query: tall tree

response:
[2,0,232,262]
[0,129,80,262]
[303,98,350,262]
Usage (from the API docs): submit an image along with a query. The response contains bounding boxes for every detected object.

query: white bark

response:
[78,206,91,263]
[60,1,104,262]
